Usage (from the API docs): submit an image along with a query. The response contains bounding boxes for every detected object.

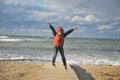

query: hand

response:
[74,27,78,31]
[47,22,51,26]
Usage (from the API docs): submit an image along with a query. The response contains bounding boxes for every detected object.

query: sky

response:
[0,0,120,39]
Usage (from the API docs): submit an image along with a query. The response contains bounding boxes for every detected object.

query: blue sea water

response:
[0,35,120,65]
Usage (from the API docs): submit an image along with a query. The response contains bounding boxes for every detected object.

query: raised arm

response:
[64,27,78,37]
[47,22,56,36]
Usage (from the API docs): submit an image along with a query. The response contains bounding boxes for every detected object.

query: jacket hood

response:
[56,27,64,33]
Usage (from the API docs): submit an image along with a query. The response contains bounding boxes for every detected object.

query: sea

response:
[0,35,120,65]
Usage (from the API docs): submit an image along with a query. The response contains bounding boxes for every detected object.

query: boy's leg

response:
[52,47,58,66]
[59,47,67,70]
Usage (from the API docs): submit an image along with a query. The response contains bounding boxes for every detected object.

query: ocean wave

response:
[0,36,120,65]
[0,56,119,65]
[0,54,51,63]
[0,37,36,42]
[0,36,9,39]
[0,53,120,65]
[0,39,23,42]
[0,36,22,42]
[67,56,120,65]
[0,58,51,62]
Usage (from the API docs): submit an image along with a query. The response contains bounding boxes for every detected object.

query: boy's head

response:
[56,27,64,35]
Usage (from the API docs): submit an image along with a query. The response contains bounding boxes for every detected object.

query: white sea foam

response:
[0,39,23,42]
[67,55,120,65]
[0,36,8,39]
[0,36,22,42]
[0,36,36,42]
[0,53,120,65]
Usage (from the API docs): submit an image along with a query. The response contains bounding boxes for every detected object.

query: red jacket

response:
[54,34,64,47]
[49,24,74,47]
[54,27,64,47]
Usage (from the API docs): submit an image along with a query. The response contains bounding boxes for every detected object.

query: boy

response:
[47,22,77,71]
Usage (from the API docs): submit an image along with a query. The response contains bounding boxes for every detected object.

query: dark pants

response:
[52,46,66,66]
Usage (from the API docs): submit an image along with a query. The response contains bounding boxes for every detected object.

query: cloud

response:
[27,0,38,5]
[71,16,83,22]
[64,16,71,20]
[88,0,120,17]
[110,22,120,26]
[44,0,120,17]
[113,16,120,21]
[8,26,51,36]
[117,28,120,32]
[0,0,120,38]
[12,26,50,33]
[1,0,119,24]
[26,10,57,21]
[71,15,100,23]
[0,28,6,33]
[97,25,112,33]
[85,15,100,22]
[2,0,12,4]
[79,27,86,32]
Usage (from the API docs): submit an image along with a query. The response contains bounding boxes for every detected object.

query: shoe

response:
[64,66,67,71]
[52,63,56,67]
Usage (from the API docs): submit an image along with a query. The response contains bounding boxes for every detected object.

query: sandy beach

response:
[0,62,43,80]
[71,65,120,80]
[0,62,120,80]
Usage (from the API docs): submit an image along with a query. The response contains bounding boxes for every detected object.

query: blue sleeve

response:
[49,24,56,36]
[64,29,74,37]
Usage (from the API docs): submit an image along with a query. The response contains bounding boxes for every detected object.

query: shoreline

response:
[0,61,120,80]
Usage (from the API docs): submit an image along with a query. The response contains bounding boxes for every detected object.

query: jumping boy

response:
[47,22,78,71]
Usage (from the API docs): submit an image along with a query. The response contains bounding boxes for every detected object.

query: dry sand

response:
[0,62,43,80]
[0,62,120,80]
[71,65,120,80]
